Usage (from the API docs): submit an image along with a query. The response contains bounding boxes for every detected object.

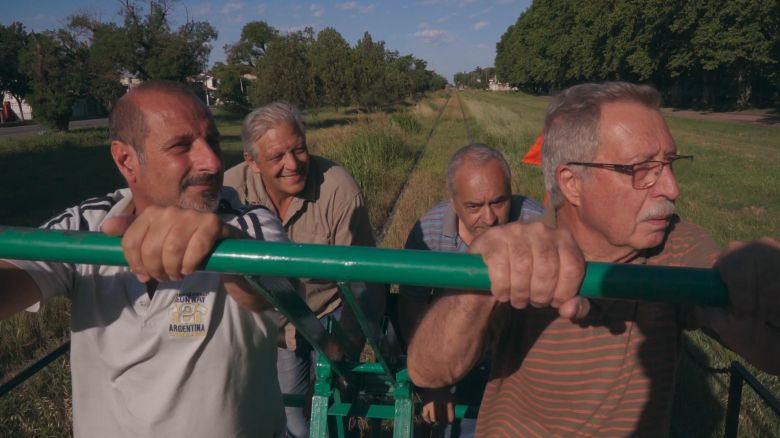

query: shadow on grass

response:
[0,146,123,226]
[759,109,780,125]
[669,337,724,437]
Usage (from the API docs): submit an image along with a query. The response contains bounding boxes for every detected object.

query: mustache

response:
[181,172,221,190]
[638,200,675,222]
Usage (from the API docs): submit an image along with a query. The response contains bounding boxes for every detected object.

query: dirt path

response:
[661,108,779,128]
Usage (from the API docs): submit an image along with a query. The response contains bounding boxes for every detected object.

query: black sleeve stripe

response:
[247,213,265,240]
[78,215,89,231]
[43,212,73,229]
[79,195,115,209]
[235,215,249,233]
[80,204,113,212]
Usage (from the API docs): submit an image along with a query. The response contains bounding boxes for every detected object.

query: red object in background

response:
[521,133,550,206]
[522,133,543,166]
[2,102,10,122]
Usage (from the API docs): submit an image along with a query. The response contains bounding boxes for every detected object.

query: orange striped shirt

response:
[477,218,720,437]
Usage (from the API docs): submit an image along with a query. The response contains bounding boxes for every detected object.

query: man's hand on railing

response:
[468,221,589,320]
[695,237,780,375]
[101,205,245,283]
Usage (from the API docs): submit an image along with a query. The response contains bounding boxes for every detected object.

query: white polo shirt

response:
[6,188,288,437]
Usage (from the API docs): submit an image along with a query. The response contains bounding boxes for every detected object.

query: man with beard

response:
[397,143,542,437]
[407,82,780,436]
[223,102,382,438]
[0,81,288,436]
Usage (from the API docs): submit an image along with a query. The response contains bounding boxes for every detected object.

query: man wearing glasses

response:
[407,81,779,436]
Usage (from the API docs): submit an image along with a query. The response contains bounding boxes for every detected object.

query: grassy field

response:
[0,90,778,436]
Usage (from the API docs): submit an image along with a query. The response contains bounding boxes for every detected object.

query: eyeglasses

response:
[566,154,693,189]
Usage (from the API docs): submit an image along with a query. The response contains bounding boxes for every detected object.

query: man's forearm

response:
[0,261,43,320]
[407,292,497,388]
[222,274,275,313]
[696,307,780,375]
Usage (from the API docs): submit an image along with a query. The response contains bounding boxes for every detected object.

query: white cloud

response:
[473,20,488,31]
[418,22,431,29]
[191,3,212,16]
[310,4,324,17]
[360,4,375,13]
[414,28,455,44]
[230,15,247,24]
[221,2,244,14]
[336,1,358,9]
[435,12,456,23]
[469,6,492,18]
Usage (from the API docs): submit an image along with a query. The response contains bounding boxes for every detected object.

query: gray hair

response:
[447,143,511,196]
[542,81,662,207]
[241,102,306,159]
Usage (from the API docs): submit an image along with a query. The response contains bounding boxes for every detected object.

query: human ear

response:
[244,151,262,173]
[557,165,582,207]
[111,140,140,184]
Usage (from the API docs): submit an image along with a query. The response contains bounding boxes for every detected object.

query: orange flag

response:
[522,133,543,166]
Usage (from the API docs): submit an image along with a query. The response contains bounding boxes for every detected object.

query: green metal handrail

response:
[0,227,729,306]
[0,226,733,437]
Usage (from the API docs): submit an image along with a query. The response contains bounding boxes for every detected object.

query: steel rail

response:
[0,226,729,306]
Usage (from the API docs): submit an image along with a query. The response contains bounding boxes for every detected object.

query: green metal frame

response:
[0,227,731,437]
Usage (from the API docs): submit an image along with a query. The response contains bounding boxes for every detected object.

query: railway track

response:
[377,91,474,245]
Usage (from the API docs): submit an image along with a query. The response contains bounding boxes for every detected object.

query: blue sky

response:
[4,0,531,81]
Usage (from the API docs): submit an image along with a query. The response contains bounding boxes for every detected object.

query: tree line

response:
[453,67,496,90]
[213,21,447,112]
[0,0,447,131]
[494,0,778,109]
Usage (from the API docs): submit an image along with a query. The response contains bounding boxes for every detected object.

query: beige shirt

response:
[224,155,378,349]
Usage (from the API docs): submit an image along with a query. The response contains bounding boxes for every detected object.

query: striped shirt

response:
[5,188,289,437]
[476,216,720,437]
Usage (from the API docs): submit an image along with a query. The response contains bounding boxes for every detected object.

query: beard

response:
[179,172,222,212]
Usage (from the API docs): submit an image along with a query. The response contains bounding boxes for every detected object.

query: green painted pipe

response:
[0,227,729,306]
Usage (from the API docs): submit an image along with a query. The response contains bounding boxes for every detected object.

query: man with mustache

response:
[223,102,382,438]
[397,143,542,437]
[407,82,780,436]
[0,81,289,436]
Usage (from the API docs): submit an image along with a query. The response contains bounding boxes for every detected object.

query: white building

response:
[1,91,33,122]
[488,76,515,92]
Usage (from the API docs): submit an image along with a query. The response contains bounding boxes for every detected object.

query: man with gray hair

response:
[223,101,381,437]
[407,82,780,436]
[398,143,543,437]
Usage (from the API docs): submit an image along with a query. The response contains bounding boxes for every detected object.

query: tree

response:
[225,21,279,69]
[0,22,32,120]
[20,30,90,131]
[351,32,387,108]
[309,27,352,108]
[211,62,250,110]
[250,29,317,108]
[69,0,217,82]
